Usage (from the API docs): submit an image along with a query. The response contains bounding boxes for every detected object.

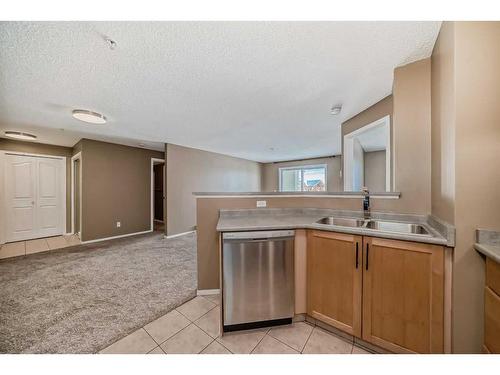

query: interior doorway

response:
[151,158,165,232]
[71,152,82,238]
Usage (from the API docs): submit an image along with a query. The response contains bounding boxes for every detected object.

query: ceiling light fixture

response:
[330,104,342,115]
[4,131,37,141]
[72,109,107,124]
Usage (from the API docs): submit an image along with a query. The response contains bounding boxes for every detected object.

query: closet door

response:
[4,154,64,242]
[4,155,37,242]
[36,157,63,238]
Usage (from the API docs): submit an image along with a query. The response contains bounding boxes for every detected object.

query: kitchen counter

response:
[216,208,455,247]
[194,191,401,198]
[475,229,500,263]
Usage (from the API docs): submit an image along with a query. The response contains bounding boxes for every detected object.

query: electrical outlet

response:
[256,200,267,208]
[116,221,121,228]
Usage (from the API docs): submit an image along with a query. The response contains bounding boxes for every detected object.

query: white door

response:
[37,158,63,238]
[4,154,64,242]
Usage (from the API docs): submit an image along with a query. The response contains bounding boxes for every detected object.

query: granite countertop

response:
[475,229,500,263]
[216,208,455,247]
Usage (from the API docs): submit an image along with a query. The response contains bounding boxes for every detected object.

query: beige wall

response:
[341,59,432,215]
[342,95,394,137]
[78,139,164,242]
[431,22,456,225]
[166,143,262,236]
[261,156,341,192]
[430,21,500,353]
[342,96,393,192]
[0,137,73,232]
[364,150,386,192]
[392,58,432,215]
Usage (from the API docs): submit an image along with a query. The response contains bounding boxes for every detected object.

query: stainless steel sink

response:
[365,220,430,235]
[315,217,366,227]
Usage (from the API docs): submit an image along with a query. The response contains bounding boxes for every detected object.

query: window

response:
[279,165,327,192]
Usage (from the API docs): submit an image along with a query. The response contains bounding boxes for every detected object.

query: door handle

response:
[365,243,370,271]
[355,242,359,269]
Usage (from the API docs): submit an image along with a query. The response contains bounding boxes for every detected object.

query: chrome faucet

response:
[362,187,370,219]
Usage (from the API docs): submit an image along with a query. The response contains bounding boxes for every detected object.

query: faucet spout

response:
[362,187,370,219]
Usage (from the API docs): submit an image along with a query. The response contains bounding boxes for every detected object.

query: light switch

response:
[256,200,267,208]
[116,221,121,228]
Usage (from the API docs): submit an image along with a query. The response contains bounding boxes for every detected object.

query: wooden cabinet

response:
[484,258,500,353]
[307,230,445,354]
[361,237,444,353]
[307,230,363,337]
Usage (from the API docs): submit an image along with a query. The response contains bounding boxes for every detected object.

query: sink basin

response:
[365,220,430,235]
[315,217,366,227]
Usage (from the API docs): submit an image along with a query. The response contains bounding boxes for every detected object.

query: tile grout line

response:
[198,338,217,354]
[249,328,271,354]
[266,333,300,354]
[142,326,164,348]
[175,301,217,324]
[300,326,316,354]
[157,324,193,354]
[154,319,195,349]
[315,325,355,347]
[152,299,218,352]
[192,318,219,340]
[215,340,233,354]
[194,295,233,353]
[191,301,220,337]
[267,325,312,354]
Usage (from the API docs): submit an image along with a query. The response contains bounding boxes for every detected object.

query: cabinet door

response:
[362,237,444,353]
[484,286,500,354]
[307,230,362,337]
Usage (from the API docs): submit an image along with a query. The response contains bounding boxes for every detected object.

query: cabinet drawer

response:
[484,286,500,354]
[486,258,500,296]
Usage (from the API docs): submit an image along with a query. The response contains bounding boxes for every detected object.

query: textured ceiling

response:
[0,21,440,161]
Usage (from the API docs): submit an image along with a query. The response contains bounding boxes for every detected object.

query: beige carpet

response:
[0,232,197,353]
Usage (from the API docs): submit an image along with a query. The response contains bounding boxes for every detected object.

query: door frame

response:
[0,150,66,244]
[71,152,82,236]
[150,157,165,231]
[343,115,391,192]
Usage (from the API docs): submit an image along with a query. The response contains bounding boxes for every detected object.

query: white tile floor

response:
[0,234,81,260]
[100,295,373,354]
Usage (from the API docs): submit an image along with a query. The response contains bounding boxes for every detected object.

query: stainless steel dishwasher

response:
[222,230,294,332]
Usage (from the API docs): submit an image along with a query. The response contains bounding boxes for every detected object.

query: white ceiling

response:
[0,21,440,162]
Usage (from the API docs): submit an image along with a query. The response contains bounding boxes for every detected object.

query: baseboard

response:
[165,230,196,239]
[81,230,153,244]
[197,289,220,296]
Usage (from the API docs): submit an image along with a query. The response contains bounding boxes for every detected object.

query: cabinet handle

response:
[366,243,370,271]
[355,242,359,269]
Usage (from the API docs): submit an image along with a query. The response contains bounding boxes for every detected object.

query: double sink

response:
[315,216,430,236]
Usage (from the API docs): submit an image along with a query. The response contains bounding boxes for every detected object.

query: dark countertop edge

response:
[194,191,401,198]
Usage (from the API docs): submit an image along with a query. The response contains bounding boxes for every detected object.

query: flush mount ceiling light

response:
[330,104,342,115]
[4,131,37,141]
[72,109,107,124]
